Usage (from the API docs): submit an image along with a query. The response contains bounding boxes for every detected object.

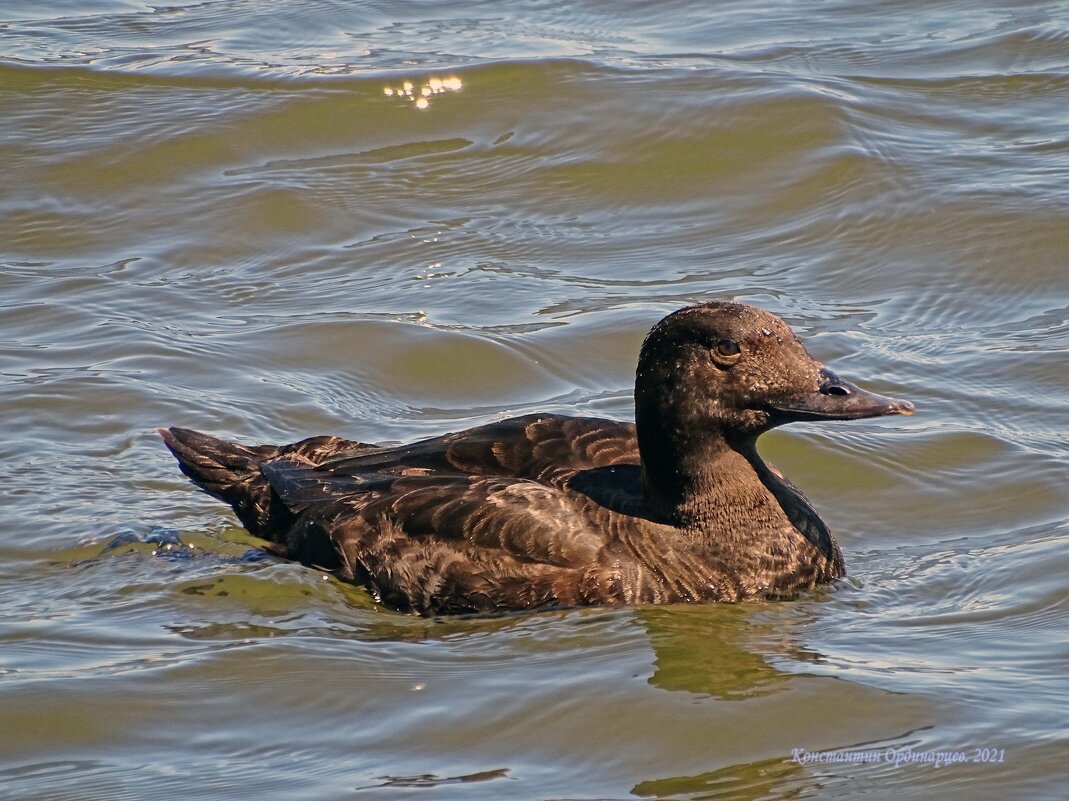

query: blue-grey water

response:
[1,2,1067,799]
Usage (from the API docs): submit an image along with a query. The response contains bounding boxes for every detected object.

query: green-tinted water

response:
[2,2,1068,799]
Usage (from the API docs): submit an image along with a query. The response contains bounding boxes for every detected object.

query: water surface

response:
[2,2,1068,799]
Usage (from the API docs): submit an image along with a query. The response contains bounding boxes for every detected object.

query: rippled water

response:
[2,2,1068,799]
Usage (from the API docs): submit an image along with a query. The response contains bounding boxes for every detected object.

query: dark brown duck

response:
[160,302,913,615]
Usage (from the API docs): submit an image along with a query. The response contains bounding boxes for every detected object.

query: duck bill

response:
[768,372,914,423]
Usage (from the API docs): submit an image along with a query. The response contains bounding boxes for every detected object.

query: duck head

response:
[634,302,913,506]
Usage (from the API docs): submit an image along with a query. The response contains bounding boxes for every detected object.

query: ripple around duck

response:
[811,520,1069,679]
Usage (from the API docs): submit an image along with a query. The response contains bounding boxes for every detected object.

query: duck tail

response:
[158,427,289,539]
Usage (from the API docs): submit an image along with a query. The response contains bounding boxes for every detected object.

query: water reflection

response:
[638,605,798,700]
[357,766,509,790]
[633,754,810,801]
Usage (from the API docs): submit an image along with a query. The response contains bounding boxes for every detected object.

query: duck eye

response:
[711,338,742,367]
[715,339,741,357]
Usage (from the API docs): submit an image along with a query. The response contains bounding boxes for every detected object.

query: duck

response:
[160,301,913,615]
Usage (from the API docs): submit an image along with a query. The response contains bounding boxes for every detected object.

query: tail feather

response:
[158,427,288,539]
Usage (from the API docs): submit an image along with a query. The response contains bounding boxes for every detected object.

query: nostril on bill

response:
[817,368,851,397]
[820,382,850,397]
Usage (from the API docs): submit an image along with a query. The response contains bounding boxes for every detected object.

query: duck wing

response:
[260,456,611,614]
[163,414,641,613]
[319,413,638,482]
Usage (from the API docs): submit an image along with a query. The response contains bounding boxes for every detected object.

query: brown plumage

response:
[160,302,913,615]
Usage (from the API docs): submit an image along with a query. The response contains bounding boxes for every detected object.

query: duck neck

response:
[638,418,839,567]
[639,416,765,525]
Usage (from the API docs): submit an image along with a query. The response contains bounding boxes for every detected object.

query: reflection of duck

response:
[160,302,912,614]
